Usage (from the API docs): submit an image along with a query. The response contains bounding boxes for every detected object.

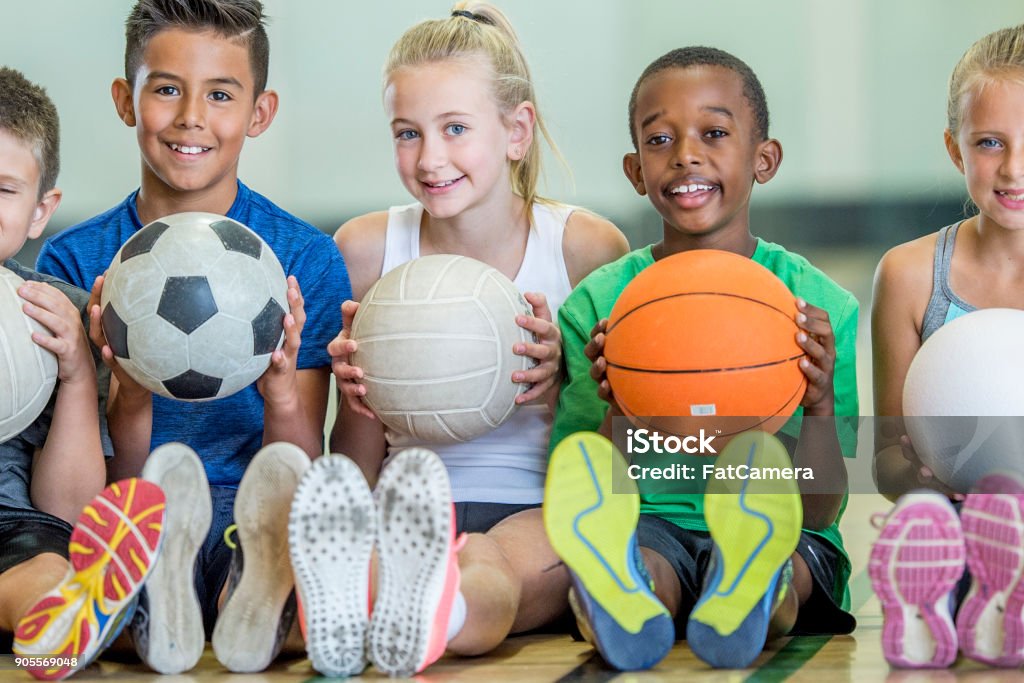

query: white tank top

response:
[379,201,574,503]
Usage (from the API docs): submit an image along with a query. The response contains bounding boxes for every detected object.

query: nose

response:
[417,133,446,173]
[672,133,704,168]
[176,92,206,129]
[1002,142,1024,182]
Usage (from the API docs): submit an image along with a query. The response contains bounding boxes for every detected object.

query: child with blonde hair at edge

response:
[286,3,628,677]
[871,23,1024,670]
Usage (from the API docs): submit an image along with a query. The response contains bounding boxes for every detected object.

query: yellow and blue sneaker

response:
[543,432,673,671]
[686,431,802,669]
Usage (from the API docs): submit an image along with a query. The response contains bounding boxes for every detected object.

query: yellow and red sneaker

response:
[14,478,166,680]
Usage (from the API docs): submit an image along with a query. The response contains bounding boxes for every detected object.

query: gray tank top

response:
[921,222,975,342]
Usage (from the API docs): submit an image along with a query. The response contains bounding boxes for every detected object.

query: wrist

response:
[802,397,835,417]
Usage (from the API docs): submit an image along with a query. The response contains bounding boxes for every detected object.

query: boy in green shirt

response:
[545,47,859,670]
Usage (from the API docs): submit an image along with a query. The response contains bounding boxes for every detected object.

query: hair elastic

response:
[451,9,494,25]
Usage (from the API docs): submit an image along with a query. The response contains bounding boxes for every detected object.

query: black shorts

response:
[0,508,72,575]
[635,514,856,638]
[454,502,541,535]
[0,509,73,654]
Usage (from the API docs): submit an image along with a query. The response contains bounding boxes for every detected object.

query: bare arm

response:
[327,212,390,483]
[562,210,630,288]
[86,276,152,482]
[259,277,328,459]
[872,238,949,501]
[23,281,105,522]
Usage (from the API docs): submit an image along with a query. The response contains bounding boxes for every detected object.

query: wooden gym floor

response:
[8,249,1009,681]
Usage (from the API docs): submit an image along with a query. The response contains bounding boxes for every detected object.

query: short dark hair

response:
[125,0,270,95]
[628,46,770,149]
[0,67,60,198]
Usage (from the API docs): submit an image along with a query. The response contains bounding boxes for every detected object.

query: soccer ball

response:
[0,267,58,442]
[100,212,288,401]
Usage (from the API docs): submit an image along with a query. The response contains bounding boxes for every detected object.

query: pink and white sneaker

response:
[957,473,1024,666]
[366,448,466,677]
[869,491,966,668]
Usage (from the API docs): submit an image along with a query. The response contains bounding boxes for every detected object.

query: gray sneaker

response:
[131,442,211,674]
[211,441,309,672]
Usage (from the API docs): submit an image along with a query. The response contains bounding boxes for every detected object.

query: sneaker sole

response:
[958,489,1024,666]
[687,431,802,669]
[289,455,375,677]
[868,493,964,668]
[212,442,309,673]
[543,432,672,671]
[14,479,166,680]
[137,443,211,674]
[367,448,452,677]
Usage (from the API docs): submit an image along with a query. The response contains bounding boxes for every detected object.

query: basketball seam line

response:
[607,352,805,374]
[617,380,805,437]
[606,291,796,334]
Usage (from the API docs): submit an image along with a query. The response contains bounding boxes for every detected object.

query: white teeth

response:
[169,143,208,155]
[670,183,714,195]
[428,179,457,188]
[1000,191,1024,201]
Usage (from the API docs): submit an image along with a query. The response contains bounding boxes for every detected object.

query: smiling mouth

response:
[167,143,211,155]
[997,190,1024,201]
[423,177,464,188]
[669,183,717,195]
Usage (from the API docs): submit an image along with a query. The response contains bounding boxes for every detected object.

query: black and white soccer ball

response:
[100,212,288,401]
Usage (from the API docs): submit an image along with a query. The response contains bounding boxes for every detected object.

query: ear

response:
[622,152,647,196]
[111,78,136,127]
[506,101,536,160]
[753,138,782,184]
[27,188,62,240]
[247,89,279,138]
[945,128,965,175]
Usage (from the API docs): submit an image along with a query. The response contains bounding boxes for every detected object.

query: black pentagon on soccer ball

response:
[163,370,223,400]
[252,298,286,355]
[210,219,262,259]
[120,221,171,261]
[101,304,130,359]
[157,276,218,334]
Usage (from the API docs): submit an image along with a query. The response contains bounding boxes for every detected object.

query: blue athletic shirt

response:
[36,181,351,486]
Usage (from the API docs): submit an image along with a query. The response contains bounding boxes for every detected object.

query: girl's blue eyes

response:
[395,125,467,140]
[978,138,1003,149]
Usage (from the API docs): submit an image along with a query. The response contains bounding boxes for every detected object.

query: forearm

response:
[105,383,153,482]
[31,379,106,523]
[329,401,387,487]
[874,444,919,502]
[793,409,847,530]
[263,393,323,459]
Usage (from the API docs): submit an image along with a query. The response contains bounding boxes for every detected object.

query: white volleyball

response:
[0,267,58,442]
[903,308,1024,492]
[351,254,534,443]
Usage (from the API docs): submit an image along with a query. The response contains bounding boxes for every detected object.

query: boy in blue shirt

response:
[0,66,167,681]
[36,0,350,674]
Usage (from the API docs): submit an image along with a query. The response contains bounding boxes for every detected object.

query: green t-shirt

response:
[551,240,860,608]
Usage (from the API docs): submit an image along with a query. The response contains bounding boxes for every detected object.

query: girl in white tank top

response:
[308,4,628,676]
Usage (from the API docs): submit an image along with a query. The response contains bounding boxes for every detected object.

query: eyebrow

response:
[639,105,735,131]
[145,71,244,89]
[391,111,475,127]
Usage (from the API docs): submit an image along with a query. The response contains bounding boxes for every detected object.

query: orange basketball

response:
[604,249,806,438]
